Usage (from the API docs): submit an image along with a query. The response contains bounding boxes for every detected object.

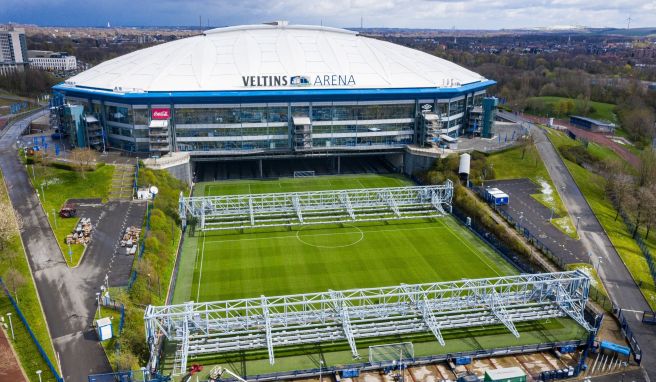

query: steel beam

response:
[292,195,303,223]
[144,271,592,374]
[339,191,356,220]
[261,295,275,365]
[330,290,359,358]
[179,183,453,231]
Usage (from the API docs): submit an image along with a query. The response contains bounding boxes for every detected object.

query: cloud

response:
[1,0,652,29]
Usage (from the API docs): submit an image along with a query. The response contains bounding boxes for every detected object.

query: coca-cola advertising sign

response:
[151,108,170,120]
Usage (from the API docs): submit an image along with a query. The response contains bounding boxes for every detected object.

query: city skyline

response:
[1,0,654,30]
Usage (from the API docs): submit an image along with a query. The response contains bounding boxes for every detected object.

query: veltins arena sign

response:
[242,74,356,87]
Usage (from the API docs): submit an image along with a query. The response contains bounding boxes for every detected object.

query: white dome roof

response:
[66,24,487,93]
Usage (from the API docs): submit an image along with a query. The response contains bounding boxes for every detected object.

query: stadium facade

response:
[51,22,496,179]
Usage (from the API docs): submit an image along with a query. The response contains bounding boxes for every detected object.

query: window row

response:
[176,139,290,152]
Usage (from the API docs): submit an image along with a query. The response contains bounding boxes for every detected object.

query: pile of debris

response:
[121,226,142,255]
[65,218,93,245]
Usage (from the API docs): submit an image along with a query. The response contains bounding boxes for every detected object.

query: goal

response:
[369,342,414,364]
[293,170,316,178]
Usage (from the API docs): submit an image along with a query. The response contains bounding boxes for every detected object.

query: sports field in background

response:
[174,174,517,302]
[169,173,588,375]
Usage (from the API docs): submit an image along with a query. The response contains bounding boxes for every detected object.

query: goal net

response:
[369,342,414,364]
[293,170,316,178]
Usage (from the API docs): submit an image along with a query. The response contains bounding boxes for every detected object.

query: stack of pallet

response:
[65,218,93,245]
[121,226,142,255]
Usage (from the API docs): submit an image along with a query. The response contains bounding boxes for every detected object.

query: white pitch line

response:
[204,225,448,244]
[196,232,206,302]
[442,220,501,277]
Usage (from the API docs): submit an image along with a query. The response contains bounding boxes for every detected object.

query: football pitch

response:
[174,174,517,302]
[169,174,588,375]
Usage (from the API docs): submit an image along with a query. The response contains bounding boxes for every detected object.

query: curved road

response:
[499,111,655,378]
[0,110,112,382]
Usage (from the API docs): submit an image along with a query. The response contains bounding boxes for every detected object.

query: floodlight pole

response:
[6,313,14,340]
[319,359,323,382]
[52,209,58,229]
[36,370,42,382]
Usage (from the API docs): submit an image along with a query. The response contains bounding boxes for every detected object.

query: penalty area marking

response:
[295,224,364,249]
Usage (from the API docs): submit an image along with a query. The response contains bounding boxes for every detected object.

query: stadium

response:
[51,21,498,181]
[51,21,594,379]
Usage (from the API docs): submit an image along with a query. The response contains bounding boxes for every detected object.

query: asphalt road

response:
[0,111,144,381]
[498,111,656,377]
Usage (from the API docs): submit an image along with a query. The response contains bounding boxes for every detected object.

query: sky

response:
[1,0,654,30]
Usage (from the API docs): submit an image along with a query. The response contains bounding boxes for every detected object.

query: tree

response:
[644,185,656,240]
[0,203,21,249]
[628,187,653,238]
[638,148,656,187]
[606,171,634,221]
[69,148,98,179]
[3,268,26,304]
[620,107,656,144]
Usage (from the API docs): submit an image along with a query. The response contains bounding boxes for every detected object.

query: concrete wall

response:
[164,161,192,186]
[403,151,437,176]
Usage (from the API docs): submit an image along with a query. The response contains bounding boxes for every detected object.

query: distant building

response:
[569,115,616,133]
[28,50,77,71]
[0,26,28,75]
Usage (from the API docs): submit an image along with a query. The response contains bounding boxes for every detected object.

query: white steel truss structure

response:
[178,181,454,231]
[144,271,593,375]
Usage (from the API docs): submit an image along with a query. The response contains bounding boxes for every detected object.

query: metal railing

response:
[0,277,64,382]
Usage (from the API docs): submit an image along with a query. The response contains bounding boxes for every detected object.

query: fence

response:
[211,340,584,382]
[127,198,152,290]
[88,369,169,382]
[617,309,642,364]
[133,161,140,198]
[100,297,126,335]
[0,277,64,382]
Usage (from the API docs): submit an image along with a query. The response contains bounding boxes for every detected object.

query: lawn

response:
[196,173,411,197]
[525,96,617,122]
[487,145,577,238]
[26,160,114,267]
[162,317,587,378]
[168,174,588,375]
[544,128,656,309]
[188,218,516,302]
[0,169,60,382]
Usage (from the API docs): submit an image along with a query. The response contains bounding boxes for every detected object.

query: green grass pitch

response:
[169,174,588,375]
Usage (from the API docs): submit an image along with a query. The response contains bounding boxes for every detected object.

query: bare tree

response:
[3,268,26,304]
[69,148,98,179]
[638,147,656,187]
[605,168,634,221]
[643,185,656,240]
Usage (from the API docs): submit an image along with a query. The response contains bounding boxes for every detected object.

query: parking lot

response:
[484,178,587,265]
[67,198,147,286]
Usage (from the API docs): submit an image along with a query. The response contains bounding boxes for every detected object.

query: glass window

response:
[240,106,268,123]
[291,106,309,118]
[311,106,333,121]
[106,105,132,124]
[268,106,288,123]
[134,109,149,125]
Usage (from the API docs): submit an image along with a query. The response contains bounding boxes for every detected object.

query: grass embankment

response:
[525,96,617,122]
[24,157,114,267]
[0,169,60,382]
[544,128,656,308]
[487,144,578,238]
[101,167,188,370]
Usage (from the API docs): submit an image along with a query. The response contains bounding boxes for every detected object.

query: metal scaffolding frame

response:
[144,271,593,375]
[178,181,454,231]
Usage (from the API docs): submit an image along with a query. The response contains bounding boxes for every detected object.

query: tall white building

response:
[0,26,28,75]
[28,50,77,71]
